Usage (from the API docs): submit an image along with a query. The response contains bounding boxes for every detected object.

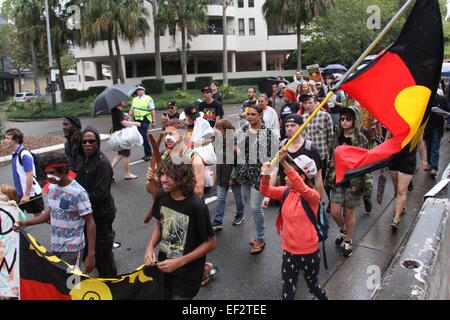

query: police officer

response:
[129,85,156,161]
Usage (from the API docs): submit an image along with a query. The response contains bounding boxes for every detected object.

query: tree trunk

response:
[30,41,40,95]
[54,40,66,98]
[114,36,126,83]
[296,22,302,71]
[108,38,118,84]
[18,68,22,92]
[151,0,162,79]
[181,26,187,91]
[222,0,228,86]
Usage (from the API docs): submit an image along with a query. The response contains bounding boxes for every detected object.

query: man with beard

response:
[74,126,117,277]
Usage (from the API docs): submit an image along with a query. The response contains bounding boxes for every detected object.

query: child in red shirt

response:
[260,148,328,300]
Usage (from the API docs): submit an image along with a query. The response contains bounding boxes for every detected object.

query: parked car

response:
[14,92,37,102]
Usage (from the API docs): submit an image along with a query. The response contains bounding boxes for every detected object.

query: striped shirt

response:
[302,111,334,160]
[48,180,92,253]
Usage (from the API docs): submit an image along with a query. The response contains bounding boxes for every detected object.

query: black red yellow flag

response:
[19,232,162,300]
[335,0,443,184]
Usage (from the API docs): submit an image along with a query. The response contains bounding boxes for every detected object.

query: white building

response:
[67,0,297,90]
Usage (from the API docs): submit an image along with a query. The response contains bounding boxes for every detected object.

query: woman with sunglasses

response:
[326,106,373,258]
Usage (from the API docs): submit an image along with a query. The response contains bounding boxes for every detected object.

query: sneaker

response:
[212,221,223,232]
[391,218,401,231]
[430,168,438,178]
[342,241,353,257]
[364,197,372,213]
[335,231,346,247]
[142,156,151,161]
[232,216,244,226]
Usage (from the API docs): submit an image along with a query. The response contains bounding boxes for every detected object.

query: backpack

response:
[276,188,329,269]
[18,149,47,187]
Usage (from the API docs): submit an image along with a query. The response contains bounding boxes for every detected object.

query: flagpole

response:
[270,0,415,166]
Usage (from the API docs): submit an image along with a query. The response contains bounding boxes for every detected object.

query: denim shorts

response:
[330,186,362,208]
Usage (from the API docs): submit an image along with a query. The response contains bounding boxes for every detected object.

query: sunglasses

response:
[340,116,354,122]
[81,139,97,145]
[168,106,175,109]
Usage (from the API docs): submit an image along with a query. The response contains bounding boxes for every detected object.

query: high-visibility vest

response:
[132,95,152,122]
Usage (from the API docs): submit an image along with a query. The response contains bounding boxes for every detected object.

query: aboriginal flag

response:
[19,232,162,300]
[335,0,443,184]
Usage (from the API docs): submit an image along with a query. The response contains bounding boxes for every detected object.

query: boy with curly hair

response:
[144,159,216,300]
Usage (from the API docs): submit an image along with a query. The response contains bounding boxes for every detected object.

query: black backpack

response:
[18,149,47,187]
[279,188,329,269]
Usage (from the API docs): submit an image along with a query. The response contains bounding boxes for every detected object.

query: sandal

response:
[248,238,256,246]
[250,241,265,255]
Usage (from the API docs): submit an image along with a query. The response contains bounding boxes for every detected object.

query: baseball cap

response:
[285,114,304,126]
[292,155,317,179]
[201,86,212,93]
[184,104,201,119]
[137,85,146,91]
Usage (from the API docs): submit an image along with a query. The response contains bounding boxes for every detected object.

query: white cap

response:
[292,155,317,179]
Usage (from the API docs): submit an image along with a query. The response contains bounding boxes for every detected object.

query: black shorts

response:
[388,152,417,175]
[18,194,45,214]
[118,149,131,157]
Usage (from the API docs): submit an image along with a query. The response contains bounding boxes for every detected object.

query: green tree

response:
[2,0,46,95]
[77,0,150,84]
[262,0,334,70]
[300,0,406,68]
[158,0,208,90]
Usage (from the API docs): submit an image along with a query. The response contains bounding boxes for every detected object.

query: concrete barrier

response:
[373,162,450,300]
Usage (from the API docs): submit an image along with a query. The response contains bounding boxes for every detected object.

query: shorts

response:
[18,194,44,214]
[330,187,362,208]
[118,149,131,157]
[388,152,416,175]
[54,251,81,267]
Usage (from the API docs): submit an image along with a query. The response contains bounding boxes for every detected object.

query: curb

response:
[0,134,111,164]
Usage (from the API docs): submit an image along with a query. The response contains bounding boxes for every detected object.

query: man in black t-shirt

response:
[263,114,324,207]
[144,160,216,300]
[199,86,224,128]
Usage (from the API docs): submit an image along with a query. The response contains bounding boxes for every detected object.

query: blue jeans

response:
[241,184,265,241]
[213,184,245,224]
[425,128,442,170]
[138,120,152,157]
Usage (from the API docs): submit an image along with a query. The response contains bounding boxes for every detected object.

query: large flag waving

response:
[335,0,443,184]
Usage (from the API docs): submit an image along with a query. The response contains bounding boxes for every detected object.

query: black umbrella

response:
[322,64,348,75]
[92,84,138,117]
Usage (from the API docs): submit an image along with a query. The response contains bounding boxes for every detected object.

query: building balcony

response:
[207,2,235,17]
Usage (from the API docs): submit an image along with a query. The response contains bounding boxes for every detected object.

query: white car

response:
[14,92,37,102]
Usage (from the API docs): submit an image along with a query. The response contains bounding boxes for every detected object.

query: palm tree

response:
[146,0,163,79]
[78,0,118,83]
[262,0,334,70]
[78,0,150,84]
[115,1,150,83]
[158,0,208,90]
[9,0,45,95]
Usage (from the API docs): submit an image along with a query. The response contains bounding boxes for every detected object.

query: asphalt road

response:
[2,109,449,300]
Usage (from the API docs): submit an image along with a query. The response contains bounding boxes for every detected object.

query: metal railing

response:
[199,27,235,35]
